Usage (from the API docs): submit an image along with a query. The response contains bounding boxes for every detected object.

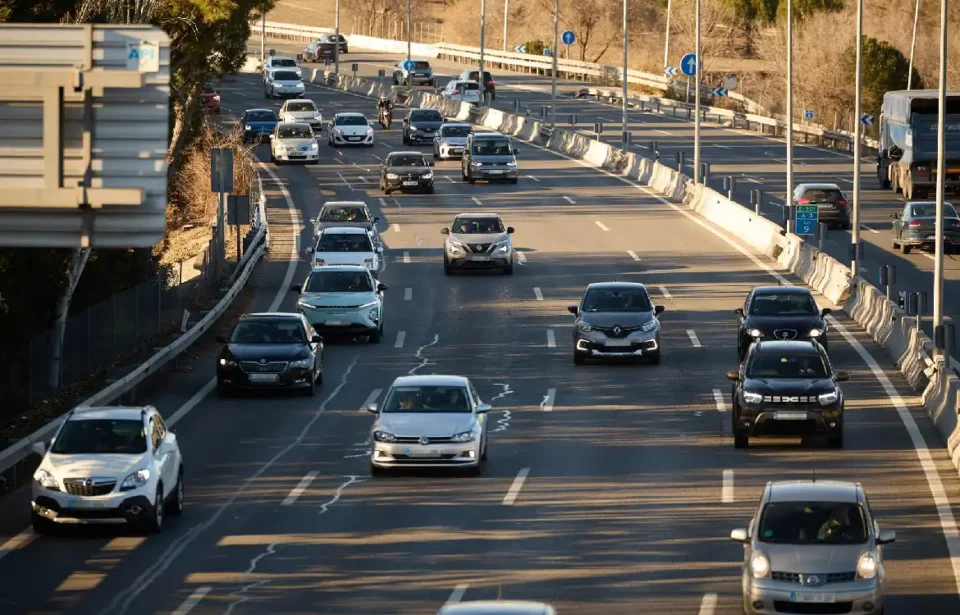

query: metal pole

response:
[908,0,921,90]
[851,0,863,273]
[786,0,795,221]
[503,0,509,51]
[934,0,948,351]
[260,13,265,65]
[622,0,628,147]
[664,0,672,68]
[334,0,340,75]
[693,0,701,184]
[551,0,559,129]
[480,0,486,107]
[407,0,412,66]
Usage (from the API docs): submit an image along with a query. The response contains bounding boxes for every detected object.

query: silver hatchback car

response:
[731,480,895,615]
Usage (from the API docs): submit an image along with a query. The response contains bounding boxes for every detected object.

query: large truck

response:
[877,90,960,200]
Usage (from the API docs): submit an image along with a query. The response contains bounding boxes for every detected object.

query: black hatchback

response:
[402,108,445,145]
[379,151,435,194]
[735,286,830,359]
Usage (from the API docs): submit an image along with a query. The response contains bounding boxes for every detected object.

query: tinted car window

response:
[452,217,503,234]
[802,189,844,202]
[335,115,368,126]
[321,206,369,222]
[382,386,471,413]
[472,138,512,155]
[52,419,147,454]
[582,288,653,312]
[746,353,829,378]
[750,293,817,316]
[286,101,316,112]
[468,71,493,82]
[246,111,277,122]
[912,203,958,217]
[414,61,431,69]
[388,154,427,167]
[461,82,479,91]
[230,319,307,344]
[304,271,373,293]
[273,71,300,81]
[274,59,297,67]
[410,110,443,122]
[317,233,373,252]
[442,125,471,137]
[278,125,313,139]
[758,501,868,545]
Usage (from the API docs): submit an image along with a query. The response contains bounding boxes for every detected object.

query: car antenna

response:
[812,470,816,482]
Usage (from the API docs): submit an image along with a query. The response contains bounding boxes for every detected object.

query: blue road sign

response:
[665,67,678,77]
[860,114,875,127]
[681,53,700,77]
[544,48,551,56]
[795,204,819,235]
[711,87,728,97]
[804,109,814,120]
[561,30,576,46]
[403,59,415,72]
[513,45,527,53]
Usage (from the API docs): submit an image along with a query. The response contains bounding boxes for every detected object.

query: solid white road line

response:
[712,388,727,412]
[361,388,382,410]
[595,221,609,231]
[627,250,641,261]
[655,129,672,136]
[658,285,672,299]
[404,287,412,300]
[516,251,527,264]
[722,470,735,503]
[403,251,411,263]
[471,196,483,205]
[546,329,556,348]
[392,223,400,232]
[372,154,382,161]
[445,176,455,183]
[282,471,320,506]
[357,176,367,183]
[563,196,576,204]
[924,253,935,262]
[171,587,212,615]
[743,176,762,184]
[533,287,544,301]
[687,330,702,348]
[715,144,732,150]
[378,197,388,209]
[540,388,556,412]
[394,331,406,348]
[526,175,540,182]
[698,592,718,615]
[861,224,880,234]
[0,529,36,563]
[503,468,531,505]
[446,584,469,604]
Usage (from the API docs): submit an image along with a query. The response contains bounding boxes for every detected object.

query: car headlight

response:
[495,241,510,253]
[640,320,658,332]
[219,358,237,367]
[120,469,151,491]
[34,468,59,490]
[505,161,517,166]
[747,328,764,338]
[818,389,839,405]
[471,161,482,167]
[366,127,374,135]
[423,172,433,179]
[245,124,253,131]
[749,551,771,579]
[297,300,320,309]
[856,552,878,580]
[578,321,594,332]
[213,95,220,102]
[410,125,420,131]
[334,128,344,135]
[289,357,313,369]
[808,328,823,337]
[314,115,322,121]
[743,391,764,404]
[373,430,396,443]
[451,430,475,443]
[386,173,398,179]
[310,142,318,150]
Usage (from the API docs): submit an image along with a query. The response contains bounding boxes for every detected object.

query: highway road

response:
[0,48,958,614]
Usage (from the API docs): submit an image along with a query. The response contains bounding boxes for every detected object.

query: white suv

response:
[306,226,382,276]
[31,406,184,534]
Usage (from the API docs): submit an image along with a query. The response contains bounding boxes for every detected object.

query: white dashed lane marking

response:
[595,221,609,231]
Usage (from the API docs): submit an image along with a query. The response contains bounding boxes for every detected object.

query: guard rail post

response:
[622,131,631,149]
[725,176,736,201]
[595,122,603,141]
[514,98,520,113]
[570,114,577,126]
[879,264,896,301]
[676,151,685,173]
[699,162,709,184]
[936,323,955,361]
[817,222,828,252]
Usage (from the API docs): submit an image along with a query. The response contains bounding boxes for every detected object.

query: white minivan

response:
[441,80,480,104]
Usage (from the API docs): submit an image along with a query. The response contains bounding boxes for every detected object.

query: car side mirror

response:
[290,284,302,292]
[268,134,274,140]
[877,529,896,545]
[366,403,378,414]
[428,161,435,166]
[31,441,46,457]
[441,227,449,235]
[216,335,227,344]
[304,247,314,254]
[507,226,515,234]
[514,148,520,155]
[374,216,381,222]
[726,370,740,381]
[567,305,579,315]
[476,403,492,414]
[890,213,899,219]
[378,283,389,291]
[730,528,749,543]
[821,308,832,317]
[312,335,323,343]
[375,245,384,253]
[309,217,316,224]
[655,305,665,315]
[834,371,850,382]
[734,308,745,317]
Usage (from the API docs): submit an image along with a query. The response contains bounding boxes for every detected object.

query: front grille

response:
[394,436,454,444]
[239,361,288,373]
[467,243,491,253]
[62,478,117,497]
[593,325,641,338]
[773,602,852,614]
[763,395,819,403]
[771,572,857,585]
[773,328,798,340]
[309,305,364,309]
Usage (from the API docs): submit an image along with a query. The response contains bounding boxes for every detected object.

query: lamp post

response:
[551,0,559,130]
[663,0,672,68]
[407,0,412,66]
[933,0,948,351]
[786,0,795,225]
[334,0,340,75]
[694,0,701,183]
[908,0,921,90]
[851,0,863,273]
[621,0,628,147]
[502,0,509,51]
[480,0,487,107]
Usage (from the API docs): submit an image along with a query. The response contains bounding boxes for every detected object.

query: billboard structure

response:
[0,24,171,248]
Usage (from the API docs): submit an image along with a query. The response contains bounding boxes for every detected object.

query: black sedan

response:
[379,151,435,194]
[735,286,830,359]
[891,201,960,254]
[727,340,849,448]
[402,108,445,145]
[216,312,324,396]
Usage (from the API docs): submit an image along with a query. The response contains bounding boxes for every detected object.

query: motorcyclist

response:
[377,96,393,115]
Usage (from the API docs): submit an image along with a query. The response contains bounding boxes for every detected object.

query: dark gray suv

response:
[462,132,519,184]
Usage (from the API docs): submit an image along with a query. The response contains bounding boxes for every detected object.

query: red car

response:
[202,84,221,114]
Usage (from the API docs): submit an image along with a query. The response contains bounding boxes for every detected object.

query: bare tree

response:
[348,0,428,38]
[667,0,741,72]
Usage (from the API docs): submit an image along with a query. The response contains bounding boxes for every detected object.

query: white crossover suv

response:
[306,226,382,277]
[30,406,184,534]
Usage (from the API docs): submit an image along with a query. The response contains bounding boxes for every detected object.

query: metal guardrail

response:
[0,181,269,483]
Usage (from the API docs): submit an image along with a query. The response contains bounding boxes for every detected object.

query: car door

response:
[154,415,178,488]
[302,316,320,371]
[467,380,487,434]
[895,204,908,240]
[149,416,173,499]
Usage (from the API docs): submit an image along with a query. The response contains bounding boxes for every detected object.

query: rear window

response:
[317,233,373,252]
[462,82,479,91]
[442,125,471,137]
[468,71,493,82]
[273,71,300,81]
[410,110,443,122]
[801,188,843,202]
[321,206,369,222]
[912,203,959,217]
[414,61,431,69]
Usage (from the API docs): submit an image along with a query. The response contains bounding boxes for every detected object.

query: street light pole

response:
[933,0,948,350]
[551,0,559,130]
[260,13,265,65]
[622,0,628,147]
[503,0,509,51]
[334,0,340,75]
[908,0,921,90]
[407,0,412,66]
[786,0,795,225]
[694,0,701,184]
[480,0,487,107]
[852,0,863,273]
[664,0,672,68]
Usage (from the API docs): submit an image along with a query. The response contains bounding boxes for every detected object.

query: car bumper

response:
[31,490,155,525]
[273,89,305,98]
[385,178,434,191]
[372,440,481,469]
[437,144,465,158]
[331,133,374,145]
[275,150,319,162]
[471,167,519,179]
[737,405,843,437]
[217,366,315,390]
[901,232,960,247]
[298,306,379,334]
[743,577,883,615]
[406,131,439,143]
[574,332,660,357]
[815,209,850,223]
[446,250,511,269]
[405,75,433,84]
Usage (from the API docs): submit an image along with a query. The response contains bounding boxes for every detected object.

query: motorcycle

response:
[379,106,392,130]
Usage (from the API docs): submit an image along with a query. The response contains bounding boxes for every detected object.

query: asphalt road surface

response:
[0,47,958,615]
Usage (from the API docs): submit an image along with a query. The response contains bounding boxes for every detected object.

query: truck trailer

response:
[877,90,960,200]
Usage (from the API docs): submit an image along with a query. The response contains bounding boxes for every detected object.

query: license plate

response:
[790,593,836,604]
[72,498,110,509]
[605,339,633,347]
[469,255,490,262]
[289,155,304,159]
[403,181,418,186]
[774,411,807,420]
[488,170,504,174]
[325,320,347,326]
[249,374,279,383]
[408,449,441,458]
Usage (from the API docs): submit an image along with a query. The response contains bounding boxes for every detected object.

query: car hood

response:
[333,124,372,135]
[274,79,303,86]
[46,453,147,479]
[450,232,508,244]
[742,378,836,395]
[472,154,516,163]
[223,343,311,361]
[439,136,468,145]
[580,311,656,328]
[314,251,376,266]
[409,121,443,130]
[247,120,277,128]
[284,110,321,120]
[276,137,316,149]
[743,314,825,334]
[373,413,476,437]
[761,543,868,574]
[387,166,431,174]
[300,291,378,308]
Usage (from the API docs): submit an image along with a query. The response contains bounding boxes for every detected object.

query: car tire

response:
[370,463,387,477]
[315,364,323,386]
[402,135,410,145]
[165,467,184,517]
[573,352,586,365]
[31,512,55,535]
[433,151,439,159]
[216,381,232,397]
[466,464,482,477]
[891,235,899,249]
[303,369,317,396]
[503,261,513,275]
[481,438,488,461]
[369,327,381,344]
[461,167,468,181]
[648,351,661,365]
[143,485,164,534]
[468,175,476,184]
[425,185,435,194]
[384,187,391,195]
[901,243,911,255]
[828,428,844,449]
[509,177,518,184]
[733,432,749,449]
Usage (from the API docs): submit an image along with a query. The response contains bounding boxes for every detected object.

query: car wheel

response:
[425,185,435,194]
[143,485,164,534]
[433,151,439,159]
[468,175,476,184]
[461,167,468,181]
[648,350,661,365]
[370,463,387,477]
[384,187,391,195]
[402,135,410,145]
[828,427,844,449]
[481,437,488,461]
[901,242,911,255]
[31,512,55,535]
[509,177,518,184]
[891,235,899,249]
[573,352,586,365]
[503,261,513,275]
[315,364,323,386]
[369,327,382,344]
[303,369,317,396]
[165,467,184,516]
[269,151,276,163]
[216,381,232,397]
[466,463,482,477]
[733,432,749,449]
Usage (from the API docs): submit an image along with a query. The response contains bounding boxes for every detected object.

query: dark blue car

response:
[241,108,279,143]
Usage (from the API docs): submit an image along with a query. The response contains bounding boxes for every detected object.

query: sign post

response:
[680,52,699,104]
[795,203,819,235]
[211,148,235,281]
[227,194,251,263]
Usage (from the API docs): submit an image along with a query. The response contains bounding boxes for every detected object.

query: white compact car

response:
[30,406,184,534]
[306,226,382,276]
[265,69,305,99]
[328,112,375,146]
[367,375,491,475]
[291,265,388,343]
[441,80,480,104]
[279,99,323,133]
[269,122,319,164]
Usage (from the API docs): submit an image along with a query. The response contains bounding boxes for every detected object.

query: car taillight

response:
[315,258,325,265]
[364,258,373,264]
[838,199,848,207]
[795,197,810,204]
[909,221,922,227]
[487,80,494,85]
[453,90,459,95]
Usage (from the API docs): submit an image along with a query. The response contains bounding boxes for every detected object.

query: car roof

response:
[753,340,823,354]
[387,150,427,158]
[390,375,470,388]
[585,281,648,291]
[438,602,555,615]
[284,99,316,106]
[277,122,311,128]
[455,212,502,219]
[906,200,956,207]
[307,265,370,274]
[322,201,368,208]
[269,56,297,63]
[69,406,152,422]
[751,285,813,296]
[410,107,441,113]
[319,226,369,234]
[240,312,302,320]
[767,480,860,504]
[244,108,276,115]
[442,122,471,128]
[472,132,507,139]
[796,183,842,191]
[334,112,366,118]
[456,80,479,85]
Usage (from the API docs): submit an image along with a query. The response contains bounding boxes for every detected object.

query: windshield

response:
[750,293,818,316]
[229,319,306,344]
[321,206,369,222]
[286,101,316,112]
[274,59,297,67]
[467,71,493,82]
[801,188,844,203]
[411,110,442,122]
[758,501,868,545]
[304,270,373,293]
[460,82,479,90]
[336,115,368,126]
[442,126,470,137]
[317,233,373,252]
[414,61,431,69]
[51,419,147,455]
[912,203,958,217]
[278,125,313,139]
[747,353,829,378]
[472,138,512,155]
[388,154,427,167]
[452,217,503,234]
[382,386,471,413]
[273,71,300,81]
[246,111,277,122]
[582,288,652,312]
